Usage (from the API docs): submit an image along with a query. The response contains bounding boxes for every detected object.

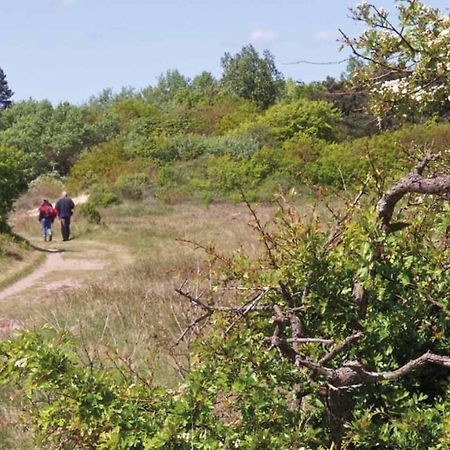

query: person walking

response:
[55,192,75,241]
[38,199,57,242]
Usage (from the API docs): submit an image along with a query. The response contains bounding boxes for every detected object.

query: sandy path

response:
[0,239,130,303]
[0,251,104,302]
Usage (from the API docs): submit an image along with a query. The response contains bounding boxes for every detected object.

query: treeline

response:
[0,44,449,212]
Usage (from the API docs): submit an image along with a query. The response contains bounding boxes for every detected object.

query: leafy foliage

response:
[0,67,13,109]
[221,45,284,109]
[1,186,449,449]
[0,146,27,228]
[79,202,102,224]
[345,0,450,119]
[0,100,119,176]
[114,172,150,200]
[259,99,341,142]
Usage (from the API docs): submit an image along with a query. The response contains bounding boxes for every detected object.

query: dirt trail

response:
[0,239,131,304]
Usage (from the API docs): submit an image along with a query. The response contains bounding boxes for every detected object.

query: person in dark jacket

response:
[38,199,56,242]
[55,192,75,241]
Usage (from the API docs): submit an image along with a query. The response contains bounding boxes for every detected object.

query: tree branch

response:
[369,351,450,380]
[376,154,450,232]
[319,331,363,366]
[338,28,412,75]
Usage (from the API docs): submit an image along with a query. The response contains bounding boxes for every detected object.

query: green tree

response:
[142,69,191,106]
[0,100,119,176]
[220,44,284,109]
[0,146,27,228]
[191,71,218,95]
[0,67,13,109]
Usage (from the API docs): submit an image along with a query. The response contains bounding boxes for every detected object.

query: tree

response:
[0,146,27,229]
[0,67,13,109]
[340,0,450,120]
[142,69,191,106]
[220,44,284,109]
[0,100,119,176]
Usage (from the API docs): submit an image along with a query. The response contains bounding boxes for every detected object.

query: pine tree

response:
[0,67,13,109]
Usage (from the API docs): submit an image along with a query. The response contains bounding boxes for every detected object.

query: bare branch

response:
[319,331,363,366]
[174,311,212,346]
[369,351,450,380]
[376,156,450,232]
[287,337,334,345]
[175,286,273,314]
[175,287,213,312]
[241,191,278,268]
[296,357,334,378]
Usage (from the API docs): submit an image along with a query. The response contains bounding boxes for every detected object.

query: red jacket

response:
[38,203,57,221]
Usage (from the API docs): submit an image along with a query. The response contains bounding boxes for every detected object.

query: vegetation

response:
[0,0,448,448]
[0,67,13,109]
[220,44,284,109]
[0,146,27,230]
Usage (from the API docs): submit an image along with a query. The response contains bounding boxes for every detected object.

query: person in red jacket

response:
[38,199,57,242]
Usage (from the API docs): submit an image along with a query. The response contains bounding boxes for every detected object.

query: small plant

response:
[79,202,101,224]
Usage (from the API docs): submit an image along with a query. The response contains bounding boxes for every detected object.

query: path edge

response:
[0,252,47,293]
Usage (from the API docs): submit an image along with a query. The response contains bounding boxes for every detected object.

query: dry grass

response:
[0,193,330,447]
[5,198,284,383]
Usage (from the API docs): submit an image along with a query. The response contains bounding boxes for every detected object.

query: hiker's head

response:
[61,191,67,198]
[43,199,49,204]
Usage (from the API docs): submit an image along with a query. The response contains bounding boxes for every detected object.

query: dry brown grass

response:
[1,190,334,447]
[5,198,284,384]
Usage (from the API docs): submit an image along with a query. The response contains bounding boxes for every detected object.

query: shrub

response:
[89,184,121,207]
[203,134,261,158]
[0,146,28,226]
[68,139,151,192]
[114,173,149,200]
[78,202,101,224]
[259,99,341,142]
[68,139,128,191]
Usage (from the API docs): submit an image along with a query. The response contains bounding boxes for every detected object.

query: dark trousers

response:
[60,217,71,241]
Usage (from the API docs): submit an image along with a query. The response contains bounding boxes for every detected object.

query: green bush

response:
[89,184,121,207]
[68,139,128,191]
[258,98,341,142]
[78,202,101,224]
[114,172,149,200]
[0,146,28,226]
[68,139,151,192]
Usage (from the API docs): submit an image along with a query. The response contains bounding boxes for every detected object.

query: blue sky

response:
[1,0,448,104]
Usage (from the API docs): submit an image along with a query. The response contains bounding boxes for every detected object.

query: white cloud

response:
[314,30,339,43]
[250,28,280,44]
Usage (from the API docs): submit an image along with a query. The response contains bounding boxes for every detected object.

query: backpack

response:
[39,204,54,220]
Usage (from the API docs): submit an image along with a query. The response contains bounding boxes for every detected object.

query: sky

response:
[1,0,449,104]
